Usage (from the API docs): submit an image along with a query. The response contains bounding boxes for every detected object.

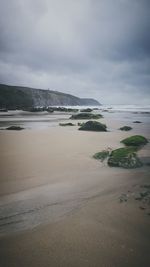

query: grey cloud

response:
[0,0,150,104]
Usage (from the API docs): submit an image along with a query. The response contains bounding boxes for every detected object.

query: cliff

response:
[0,84,101,109]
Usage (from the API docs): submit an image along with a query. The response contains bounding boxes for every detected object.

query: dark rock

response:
[80,108,93,112]
[119,194,128,203]
[6,126,24,131]
[59,123,75,126]
[139,206,146,210]
[52,107,78,112]
[134,193,143,200]
[77,122,85,126]
[0,108,8,112]
[27,107,46,112]
[70,113,103,120]
[79,121,107,132]
[140,191,149,198]
[108,147,142,169]
[141,185,150,189]
[46,107,54,113]
[93,150,110,161]
[133,121,142,123]
[119,126,132,131]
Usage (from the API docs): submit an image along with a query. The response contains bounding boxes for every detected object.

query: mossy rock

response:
[28,107,45,112]
[51,107,78,112]
[108,147,142,169]
[119,126,132,131]
[93,150,110,161]
[77,122,85,126]
[70,113,103,120]
[6,126,24,130]
[121,135,148,147]
[80,108,93,112]
[79,121,107,132]
[46,108,54,113]
[59,123,75,126]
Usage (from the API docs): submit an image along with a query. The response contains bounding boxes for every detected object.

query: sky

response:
[0,0,150,104]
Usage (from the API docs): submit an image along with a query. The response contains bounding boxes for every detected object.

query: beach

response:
[0,108,150,267]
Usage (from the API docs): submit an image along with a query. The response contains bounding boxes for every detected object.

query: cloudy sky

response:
[0,0,150,104]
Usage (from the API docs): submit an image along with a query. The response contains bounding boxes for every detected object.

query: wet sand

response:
[0,113,150,266]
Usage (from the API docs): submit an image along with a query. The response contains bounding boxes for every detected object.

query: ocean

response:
[0,104,149,130]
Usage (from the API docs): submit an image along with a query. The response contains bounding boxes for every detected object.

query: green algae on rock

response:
[80,108,93,112]
[93,150,110,161]
[121,135,148,147]
[70,113,103,120]
[108,147,142,169]
[79,121,107,132]
[119,126,132,131]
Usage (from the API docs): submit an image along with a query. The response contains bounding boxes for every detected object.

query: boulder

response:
[93,150,110,161]
[108,147,142,168]
[119,126,132,131]
[59,123,75,126]
[79,120,107,132]
[6,126,24,130]
[121,135,148,147]
[70,113,103,120]
[80,108,93,112]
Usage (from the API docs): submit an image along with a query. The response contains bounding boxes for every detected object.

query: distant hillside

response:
[0,84,101,109]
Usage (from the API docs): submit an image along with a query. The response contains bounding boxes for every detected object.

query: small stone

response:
[139,206,146,210]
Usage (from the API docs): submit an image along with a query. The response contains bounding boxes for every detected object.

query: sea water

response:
[0,105,149,130]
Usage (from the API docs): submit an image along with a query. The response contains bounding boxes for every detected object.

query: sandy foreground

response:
[0,114,150,267]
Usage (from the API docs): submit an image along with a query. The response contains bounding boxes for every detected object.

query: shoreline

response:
[0,110,150,266]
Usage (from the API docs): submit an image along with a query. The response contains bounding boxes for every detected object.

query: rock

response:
[77,122,85,126]
[27,107,50,112]
[80,108,93,112]
[133,121,142,123]
[139,206,146,210]
[0,108,8,112]
[46,107,54,113]
[134,193,143,200]
[59,123,75,126]
[79,121,107,132]
[121,135,148,147]
[119,126,132,131]
[53,107,78,112]
[108,147,143,169]
[70,113,103,120]
[93,150,110,161]
[140,191,150,198]
[119,194,128,203]
[6,126,24,131]
[141,185,150,189]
